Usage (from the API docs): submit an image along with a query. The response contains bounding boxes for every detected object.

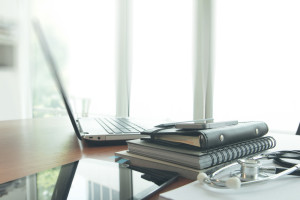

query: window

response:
[30,0,298,135]
[30,0,206,123]
[130,0,194,121]
[214,0,300,133]
[31,0,117,118]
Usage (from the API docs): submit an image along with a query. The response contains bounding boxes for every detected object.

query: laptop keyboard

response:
[95,118,146,134]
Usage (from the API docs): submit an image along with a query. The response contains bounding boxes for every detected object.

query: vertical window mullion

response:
[116,0,131,117]
[194,0,214,121]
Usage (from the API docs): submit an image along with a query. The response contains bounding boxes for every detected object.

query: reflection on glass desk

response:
[0,159,178,200]
[0,165,61,200]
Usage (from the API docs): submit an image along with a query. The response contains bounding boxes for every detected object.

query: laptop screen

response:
[32,20,82,140]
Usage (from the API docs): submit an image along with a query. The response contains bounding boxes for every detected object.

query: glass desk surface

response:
[0,158,178,200]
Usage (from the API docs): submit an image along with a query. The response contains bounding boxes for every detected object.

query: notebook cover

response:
[141,121,269,149]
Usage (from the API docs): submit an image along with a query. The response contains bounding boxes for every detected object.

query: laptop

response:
[32,20,153,143]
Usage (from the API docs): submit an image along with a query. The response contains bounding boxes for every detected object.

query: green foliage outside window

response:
[36,166,61,200]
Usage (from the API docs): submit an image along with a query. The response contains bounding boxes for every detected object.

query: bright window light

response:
[32,0,117,117]
[130,0,194,122]
[214,0,300,133]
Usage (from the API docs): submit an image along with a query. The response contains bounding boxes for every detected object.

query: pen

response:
[155,118,214,128]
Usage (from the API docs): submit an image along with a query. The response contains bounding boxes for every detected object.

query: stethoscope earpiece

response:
[225,177,241,189]
[197,172,208,183]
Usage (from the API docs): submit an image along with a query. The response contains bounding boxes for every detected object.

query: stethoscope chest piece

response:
[238,158,261,181]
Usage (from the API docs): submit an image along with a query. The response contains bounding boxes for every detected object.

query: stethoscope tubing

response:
[200,150,300,189]
[275,167,300,176]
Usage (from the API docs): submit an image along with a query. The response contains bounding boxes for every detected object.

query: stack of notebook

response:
[115,121,276,180]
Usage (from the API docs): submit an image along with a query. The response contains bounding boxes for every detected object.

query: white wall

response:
[0,0,32,120]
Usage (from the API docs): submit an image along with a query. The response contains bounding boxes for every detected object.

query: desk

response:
[0,117,192,199]
[1,118,297,199]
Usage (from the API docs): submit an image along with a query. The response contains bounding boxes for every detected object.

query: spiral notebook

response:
[126,136,276,170]
[115,150,237,180]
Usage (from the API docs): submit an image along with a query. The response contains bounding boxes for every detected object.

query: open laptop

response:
[32,20,153,143]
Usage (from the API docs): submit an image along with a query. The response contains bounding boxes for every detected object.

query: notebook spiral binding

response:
[206,136,276,167]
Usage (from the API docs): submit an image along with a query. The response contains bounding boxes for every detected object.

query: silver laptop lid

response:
[32,19,82,140]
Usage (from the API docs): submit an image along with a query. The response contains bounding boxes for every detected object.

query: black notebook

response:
[126,136,276,170]
[142,121,269,149]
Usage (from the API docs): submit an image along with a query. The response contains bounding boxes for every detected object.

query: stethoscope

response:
[197,150,300,189]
